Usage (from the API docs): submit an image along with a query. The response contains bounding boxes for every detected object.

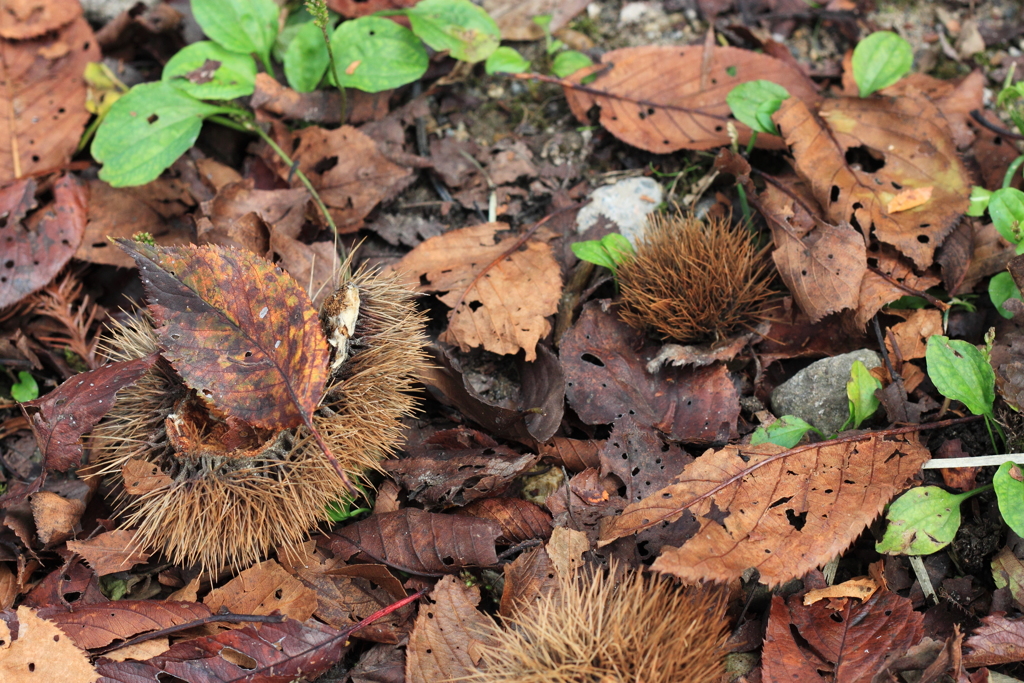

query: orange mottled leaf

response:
[115,241,330,431]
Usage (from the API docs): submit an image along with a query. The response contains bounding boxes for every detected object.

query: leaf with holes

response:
[598,433,930,586]
[562,45,820,152]
[115,241,330,437]
[92,82,236,187]
[775,93,971,270]
[0,175,87,309]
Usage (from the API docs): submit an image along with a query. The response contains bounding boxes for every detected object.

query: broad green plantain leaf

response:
[92,82,233,187]
[851,31,913,97]
[876,486,973,555]
[990,271,1022,319]
[552,50,593,78]
[162,41,257,100]
[925,335,995,419]
[995,461,1024,538]
[485,46,530,75]
[750,415,818,448]
[845,360,881,429]
[191,0,279,71]
[284,21,330,93]
[407,0,500,63]
[330,17,428,93]
[989,187,1024,249]
[726,80,790,135]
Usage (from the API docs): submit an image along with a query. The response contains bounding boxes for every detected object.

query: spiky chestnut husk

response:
[617,212,774,343]
[85,268,428,572]
[471,561,729,683]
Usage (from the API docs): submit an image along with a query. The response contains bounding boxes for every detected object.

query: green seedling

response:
[851,31,913,97]
[10,371,38,402]
[926,333,1002,451]
[750,415,822,448]
[995,461,1024,538]
[531,12,593,79]
[726,80,790,139]
[325,481,374,522]
[989,271,1022,319]
[571,233,636,280]
[486,46,530,75]
[877,485,990,556]
[841,360,881,431]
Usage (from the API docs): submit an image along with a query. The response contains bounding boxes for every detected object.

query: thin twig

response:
[970,109,1024,141]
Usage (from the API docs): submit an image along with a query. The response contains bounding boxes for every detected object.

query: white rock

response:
[576,177,663,246]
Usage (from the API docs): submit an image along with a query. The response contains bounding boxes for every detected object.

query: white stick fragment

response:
[921,454,1024,469]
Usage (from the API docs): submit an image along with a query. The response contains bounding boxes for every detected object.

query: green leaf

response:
[552,50,593,78]
[846,360,881,429]
[990,271,1022,319]
[407,0,500,63]
[162,41,257,100]
[330,17,428,93]
[284,21,330,92]
[967,186,992,217]
[571,240,617,271]
[851,31,913,97]
[485,46,530,75]
[925,334,996,419]
[995,461,1024,537]
[600,233,635,265]
[750,415,818,448]
[989,187,1024,246]
[875,486,973,555]
[726,80,790,135]
[92,82,233,187]
[10,371,38,402]
[191,0,279,71]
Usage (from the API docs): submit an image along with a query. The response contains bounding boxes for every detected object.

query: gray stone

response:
[81,0,156,24]
[576,177,663,246]
[770,349,883,435]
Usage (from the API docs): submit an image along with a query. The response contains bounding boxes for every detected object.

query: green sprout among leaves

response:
[851,31,913,97]
[10,371,39,403]
[571,233,636,281]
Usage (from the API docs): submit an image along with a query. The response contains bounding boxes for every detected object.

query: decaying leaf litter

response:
[3,0,1024,680]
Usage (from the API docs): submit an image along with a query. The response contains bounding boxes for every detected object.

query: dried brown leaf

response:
[40,600,210,650]
[564,45,819,152]
[0,606,98,682]
[94,616,350,683]
[499,545,559,619]
[0,175,87,308]
[561,302,740,442]
[775,94,970,269]
[0,17,99,181]
[30,490,84,546]
[25,354,157,472]
[325,509,500,576]
[599,433,930,586]
[460,498,553,544]
[204,560,317,623]
[393,224,562,361]
[537,437,603,472]
[66,530,151,576]
[405,575,498,683]
[763,586,923,681]
[964,614,1024,667]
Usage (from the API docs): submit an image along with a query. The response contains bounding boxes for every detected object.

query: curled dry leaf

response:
[499,545,559,619]
[290,562,409,643]
[405,575,498,683]
[563,45,819,152]
[393,224,562,361]
[598,433,930,586]
[204,560,318,623]
[0,16,99,182]
[885,309,943,361]
[26,353,158,472]
[30,490,85,546]
[561,302,740,442]
[0,606,98,683]
[460,497,553,544]
[0,175,87,309]
[598,416,694,505]
[40,600,211,650]
[857,244,941,328]
[66,530,152,576]
[325,508,501,576]
[775,93,971,270]
[537,437,603,472]
[423,343,564,444]
[762,585,923,682]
